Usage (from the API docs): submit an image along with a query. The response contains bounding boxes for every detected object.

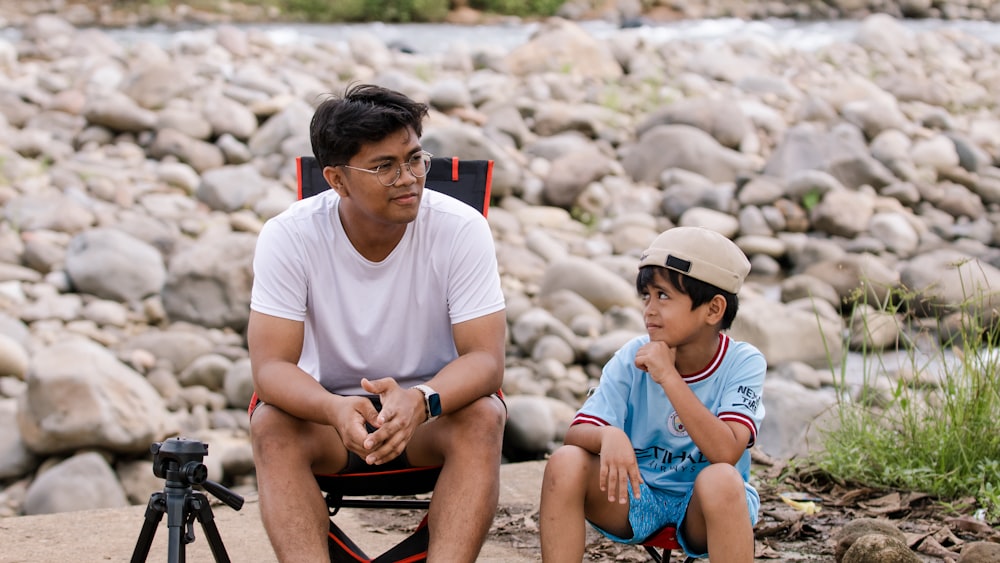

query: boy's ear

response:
[705,294,727,324]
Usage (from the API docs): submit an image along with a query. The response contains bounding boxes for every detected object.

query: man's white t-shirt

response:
[251,188,505,395]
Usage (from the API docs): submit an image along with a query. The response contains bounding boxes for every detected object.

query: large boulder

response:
[900,249,1000,324]
[22,452,129,515]
[17,339,173,455]
[622,124,757,185]
[729,299,845,367]
[161,232,256,331]
[764,122,896,189]
[504,17,622,81]
[64,228,166,303]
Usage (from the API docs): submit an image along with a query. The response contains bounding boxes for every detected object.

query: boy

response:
[540,226,765,562]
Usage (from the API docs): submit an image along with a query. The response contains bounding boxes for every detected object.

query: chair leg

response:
[328,515,431,563]
[328,520,371,562]
[370,517,429,563]
[641,547,699,563]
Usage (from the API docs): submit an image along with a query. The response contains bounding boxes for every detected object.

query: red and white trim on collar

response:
[680,333,729,384]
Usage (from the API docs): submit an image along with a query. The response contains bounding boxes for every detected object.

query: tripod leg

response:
[190,491,232,563]
[131,493,167,563]
[166,487,189,563]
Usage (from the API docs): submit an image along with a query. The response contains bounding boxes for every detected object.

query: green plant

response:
[599,87,622,112]
[569,205,596,228]
[814,282,1000,523]
[468,0,564,17]
[411,63,434,83]
[281,0,449,22]
[801,188,821,211]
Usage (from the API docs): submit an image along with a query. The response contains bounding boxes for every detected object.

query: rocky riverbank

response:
[1,2,1000,539]
[2,0,1000,29]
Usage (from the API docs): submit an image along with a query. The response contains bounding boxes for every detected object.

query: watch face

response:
[427,392,442,417]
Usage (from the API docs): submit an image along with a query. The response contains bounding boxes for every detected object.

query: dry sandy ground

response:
[2,458,996,562]
[0,462,547,563]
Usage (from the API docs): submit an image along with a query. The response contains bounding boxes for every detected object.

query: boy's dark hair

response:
[310,83,430,168]
[636,266,740,330]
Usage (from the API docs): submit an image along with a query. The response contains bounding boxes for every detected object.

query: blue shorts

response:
[588,481,760,559]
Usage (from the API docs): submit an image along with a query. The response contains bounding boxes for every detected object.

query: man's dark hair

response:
[636,266,740,330]
[310,83,430,168]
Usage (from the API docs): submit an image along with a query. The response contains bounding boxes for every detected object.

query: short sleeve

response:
[445,213,505,325]
[572,338,645,428]
[250,217,308,321]
[717,345,766,447]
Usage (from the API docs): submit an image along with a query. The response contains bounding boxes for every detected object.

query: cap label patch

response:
[665,255,691,273]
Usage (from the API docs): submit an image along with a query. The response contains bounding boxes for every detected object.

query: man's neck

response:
[338,203,407,262]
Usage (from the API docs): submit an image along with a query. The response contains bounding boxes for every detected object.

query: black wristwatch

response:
[412,384,442,423]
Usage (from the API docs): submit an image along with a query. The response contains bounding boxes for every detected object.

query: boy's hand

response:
[598,427,643,504]
[635,341,679,385]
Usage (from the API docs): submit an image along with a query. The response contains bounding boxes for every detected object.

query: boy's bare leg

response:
[540,445,590,563]
[683,463,754,562]
[541,446,633,563]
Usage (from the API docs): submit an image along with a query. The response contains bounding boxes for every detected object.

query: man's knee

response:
[448,396,506,437]
[423,396,505,463]
[250,404,305,454]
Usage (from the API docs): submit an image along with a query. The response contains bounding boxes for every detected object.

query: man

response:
[247,83,507,562]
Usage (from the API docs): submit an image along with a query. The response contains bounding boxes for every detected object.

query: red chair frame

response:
[641,524,695,562]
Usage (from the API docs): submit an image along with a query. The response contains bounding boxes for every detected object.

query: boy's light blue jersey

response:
[573,333,766,495]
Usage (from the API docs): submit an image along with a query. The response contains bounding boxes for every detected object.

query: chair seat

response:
[643,524,682,550]
[318,465,441,515]
[317,465,442,499]
[641,524,695,563]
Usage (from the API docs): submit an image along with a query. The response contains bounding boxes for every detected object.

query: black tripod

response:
[131,438,245,563]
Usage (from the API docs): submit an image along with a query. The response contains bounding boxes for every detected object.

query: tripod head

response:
[151,437,244,511]
[152,437,209,485]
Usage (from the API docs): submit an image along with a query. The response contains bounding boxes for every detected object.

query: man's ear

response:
[705,294,727,325]
[322,166,348,197]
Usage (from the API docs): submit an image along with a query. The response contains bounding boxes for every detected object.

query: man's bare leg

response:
[251,404,345,563]
[409,396,506,562]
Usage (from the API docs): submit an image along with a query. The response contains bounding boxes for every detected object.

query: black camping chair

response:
[294,154,494,563]
[295,155,492,217]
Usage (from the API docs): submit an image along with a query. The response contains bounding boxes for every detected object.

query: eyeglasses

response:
[339,151,433,187]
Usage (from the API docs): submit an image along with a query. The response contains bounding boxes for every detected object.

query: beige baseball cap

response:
[638,226,751,293]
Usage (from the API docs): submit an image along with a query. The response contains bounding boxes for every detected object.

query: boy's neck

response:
[673,332,723,377]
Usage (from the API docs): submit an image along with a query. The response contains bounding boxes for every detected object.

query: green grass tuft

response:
[814,282,1000,522]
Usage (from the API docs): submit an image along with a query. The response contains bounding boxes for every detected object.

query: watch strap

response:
[412,384,441,422]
